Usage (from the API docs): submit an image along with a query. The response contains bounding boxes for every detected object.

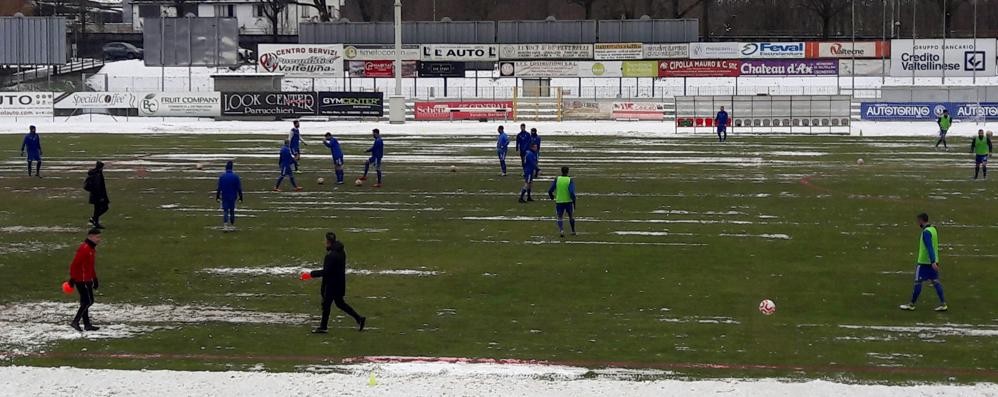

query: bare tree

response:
[568,0,600,19]
[798,0,851,38]
[260,0,291,41]
[294,0,334,21]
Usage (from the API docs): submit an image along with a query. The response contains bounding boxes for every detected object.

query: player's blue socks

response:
[363,162,370,176]
[569,219,575,233]
[519,188,526,200]
[376,170,382,184]
[275,175,284,188]
[335,170,344,183]
[500,157,507,174]
[932,281,945,303]
[910,283,923,303]
[289,174,298,188]
[556,219,563,232]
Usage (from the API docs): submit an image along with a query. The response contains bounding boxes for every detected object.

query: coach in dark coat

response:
[85,161,109,229]
[307,232,366,334]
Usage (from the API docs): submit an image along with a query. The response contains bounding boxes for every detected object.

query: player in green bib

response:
[971,129,993,179]
[935,109,951,149]
[547,167,577,238]
[899,213,947,312]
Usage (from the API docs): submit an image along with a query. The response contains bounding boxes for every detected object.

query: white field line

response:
[200,266,440,277]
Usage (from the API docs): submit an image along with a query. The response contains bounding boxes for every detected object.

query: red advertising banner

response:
[804,41,890,58]
[658,60,741,77]
[611,102,667,120]
[347,60,417,78]
[414,101,515,121]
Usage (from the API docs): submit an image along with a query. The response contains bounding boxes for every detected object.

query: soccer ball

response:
[195,163,204,170]
[317,177,325,185]
[354,179,364,186]
[759,299,776,315]
[856,158,864,165]
[450,165,457,172]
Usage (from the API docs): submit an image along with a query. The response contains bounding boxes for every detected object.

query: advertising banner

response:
[0,92,53,117]
[890,39,997,77]
[562,100,612,120]
[347,60,417,78]
[689,42,743,59]
[137,92,220,117]
[343,45,420,61]
[839,59,889,76]
[612,102,667,120]
[499,61,578,77]
[621,61,659,77]
[807,41,889,58]
[738,42,806,58]
[54,92,139,109]
[578,61,623,77]
[420,44,499,61]
[658,60,740,77]
[499,44,593,60]
[221,92,317,116]
[642,43,689,59]
[414,100,514,121]
[594,43,644,60]
[739,59,838,76]
[257,44,345,77]
[317,92,383,117]
[860,102,998,121]
[417,61,466,77]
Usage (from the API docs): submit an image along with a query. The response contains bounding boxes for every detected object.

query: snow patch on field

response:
[839,323,998,338]
[0,301,309,357]
[0,242,70,254]
[2,364,994,397]
[201,266,440,277]
[0,226,79,233]
[719,233,792,240]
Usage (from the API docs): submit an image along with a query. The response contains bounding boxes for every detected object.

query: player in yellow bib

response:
[971,129,993,179]
[899,213,946,312]
[547,167,577,238]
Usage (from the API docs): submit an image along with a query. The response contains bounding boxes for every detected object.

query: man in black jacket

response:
[301,232,366,334]
[84,161,109,229]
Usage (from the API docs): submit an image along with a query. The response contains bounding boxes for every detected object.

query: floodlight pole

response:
[389,0,406,124]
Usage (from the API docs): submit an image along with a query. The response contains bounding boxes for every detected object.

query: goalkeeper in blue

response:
[547,166,577,238]
[899,213,947,312]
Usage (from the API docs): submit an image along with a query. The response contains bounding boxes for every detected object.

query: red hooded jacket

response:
[69,240,97,282]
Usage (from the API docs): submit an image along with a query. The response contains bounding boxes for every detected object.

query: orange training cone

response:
[61,281,74,294]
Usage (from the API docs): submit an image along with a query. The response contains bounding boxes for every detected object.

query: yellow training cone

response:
[368,372,377,387]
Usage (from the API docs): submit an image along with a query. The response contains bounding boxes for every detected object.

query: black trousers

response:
[319,295,362,329]
[73,281,95,326]
[92,202,109,224]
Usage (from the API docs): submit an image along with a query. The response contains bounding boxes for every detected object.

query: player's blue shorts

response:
[976,154,989,164]
[717,125,727,133]
[523,172,534,183]
[280,166,294,176]
[939,130,948,137]
[26,152,41,162]
[915,264,939,281]
[290,144,301,156]
[367,157,382,170]
[221,199,236,210]
[333,157,344,166]
[556,202,574,217]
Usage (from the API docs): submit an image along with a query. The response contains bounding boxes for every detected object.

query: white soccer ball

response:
[856,158,864,165]
[317,177,325,185]
[195,162,204,170]
[354,179,364,186]
[759,299,776,315]
[450,165,457,172]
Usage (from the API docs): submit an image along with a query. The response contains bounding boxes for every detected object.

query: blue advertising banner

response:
[860,102,998,121]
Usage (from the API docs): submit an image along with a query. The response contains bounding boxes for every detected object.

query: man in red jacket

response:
[68,228,102,331]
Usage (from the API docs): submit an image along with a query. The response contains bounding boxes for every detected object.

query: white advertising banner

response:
[257,44,345,77]
[594,43,644,60]
[0,92,53,117]
[838,59,890,76]
[890,39,997,77]
[499,44,593,60]
[642,43,689,59]
[420,44,499,61]
[813,41,887,58]
[689,42,743,59]
[498,61,579,77]
[54,92,139,109]
[137,92,221,117]
[343,45,420,61]
[578,61,623,77]
[689,42,804,59]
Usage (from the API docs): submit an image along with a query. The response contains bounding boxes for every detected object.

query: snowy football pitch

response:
[0,125,996,393]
